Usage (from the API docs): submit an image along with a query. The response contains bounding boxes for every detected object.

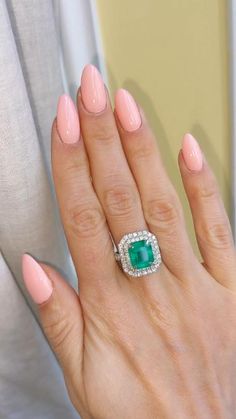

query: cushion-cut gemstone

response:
[128,240,154,269]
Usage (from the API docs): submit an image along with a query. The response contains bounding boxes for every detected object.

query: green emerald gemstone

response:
[128,240,154,270]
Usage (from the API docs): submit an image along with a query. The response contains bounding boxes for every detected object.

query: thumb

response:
[22,254,83,380]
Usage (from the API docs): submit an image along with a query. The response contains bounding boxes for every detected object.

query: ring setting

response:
[115,230,162,277]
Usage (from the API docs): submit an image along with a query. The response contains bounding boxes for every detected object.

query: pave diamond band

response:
[116,230,162,277]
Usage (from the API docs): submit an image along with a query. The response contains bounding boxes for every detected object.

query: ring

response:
[115,230,162,277]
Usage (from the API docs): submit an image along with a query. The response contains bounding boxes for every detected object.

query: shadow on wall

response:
[192,123,231,224]
[105,64,178,185]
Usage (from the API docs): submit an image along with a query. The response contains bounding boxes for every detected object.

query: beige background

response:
[97,0,231,254]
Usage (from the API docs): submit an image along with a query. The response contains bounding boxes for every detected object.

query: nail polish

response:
[182,133,203,172]
[81,64,106,113]
[115,89,141,132]
[22,254,53,304]
[57,94,80,144]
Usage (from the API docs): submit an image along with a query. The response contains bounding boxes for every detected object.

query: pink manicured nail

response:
[182,133,203,172]
[115,89,141,132]
[57,94,80,144]
[81,64,106,113]
[22,254,53,304]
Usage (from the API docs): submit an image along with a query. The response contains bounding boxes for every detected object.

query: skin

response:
[37,87,236,419]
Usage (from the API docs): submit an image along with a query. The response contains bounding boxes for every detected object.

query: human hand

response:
[23,65,236,419]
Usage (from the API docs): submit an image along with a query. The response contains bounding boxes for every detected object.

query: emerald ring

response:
[115,230,162,277]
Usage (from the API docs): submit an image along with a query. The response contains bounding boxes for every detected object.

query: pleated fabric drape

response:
[0,0,79,417]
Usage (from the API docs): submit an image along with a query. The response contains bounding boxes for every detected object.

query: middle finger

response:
[78,65,147,245]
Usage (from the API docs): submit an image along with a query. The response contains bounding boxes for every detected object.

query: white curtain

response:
[0,0,105,417]
[54,0,108,99]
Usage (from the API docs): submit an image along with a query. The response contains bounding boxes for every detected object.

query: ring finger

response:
[114,89,197,277]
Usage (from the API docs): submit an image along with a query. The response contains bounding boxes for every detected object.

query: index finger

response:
[52,95,118,298]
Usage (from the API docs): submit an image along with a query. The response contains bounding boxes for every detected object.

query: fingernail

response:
[115,88,141,132]
[81,64,106,113]
[57,94,80,144]
[182,133,203,172]
[22,254,53,304]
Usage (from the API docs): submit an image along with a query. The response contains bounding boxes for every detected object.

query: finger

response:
[115,89,197,277]
[179,133,236,289]
[78,65,147,246]
[52,95,117,297]
[22,254,83,382]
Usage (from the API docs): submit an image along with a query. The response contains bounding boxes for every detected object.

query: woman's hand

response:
[23,65,236,419]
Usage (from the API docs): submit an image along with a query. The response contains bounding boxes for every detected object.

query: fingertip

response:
[22,254,53,305]
[56,94,80,144]
[80,64,107,114]
[115,88,142,132]
[181,133,203,172]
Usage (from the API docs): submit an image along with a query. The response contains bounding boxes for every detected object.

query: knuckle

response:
[104,185,137,217]
[197,220,233,250]
[192,178,218,201]
[144,197,180,231]
[81,236,112,266]
[64,160,86,180]
[132,140,154,162]
[56,158,88,188]
[91,122,116,145]
[44,314,73,353]
[68,204,106,238]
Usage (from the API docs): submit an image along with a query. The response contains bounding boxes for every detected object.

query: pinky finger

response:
[179,133,236,290]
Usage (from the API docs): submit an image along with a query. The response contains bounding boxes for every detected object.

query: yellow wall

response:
[97,0,231,253]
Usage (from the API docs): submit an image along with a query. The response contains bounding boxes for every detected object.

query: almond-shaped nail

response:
[81,64,106,113]
[22,254,53,304]
[182,133,203,172]
[115,88,141,132]
[57,94,80,144]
